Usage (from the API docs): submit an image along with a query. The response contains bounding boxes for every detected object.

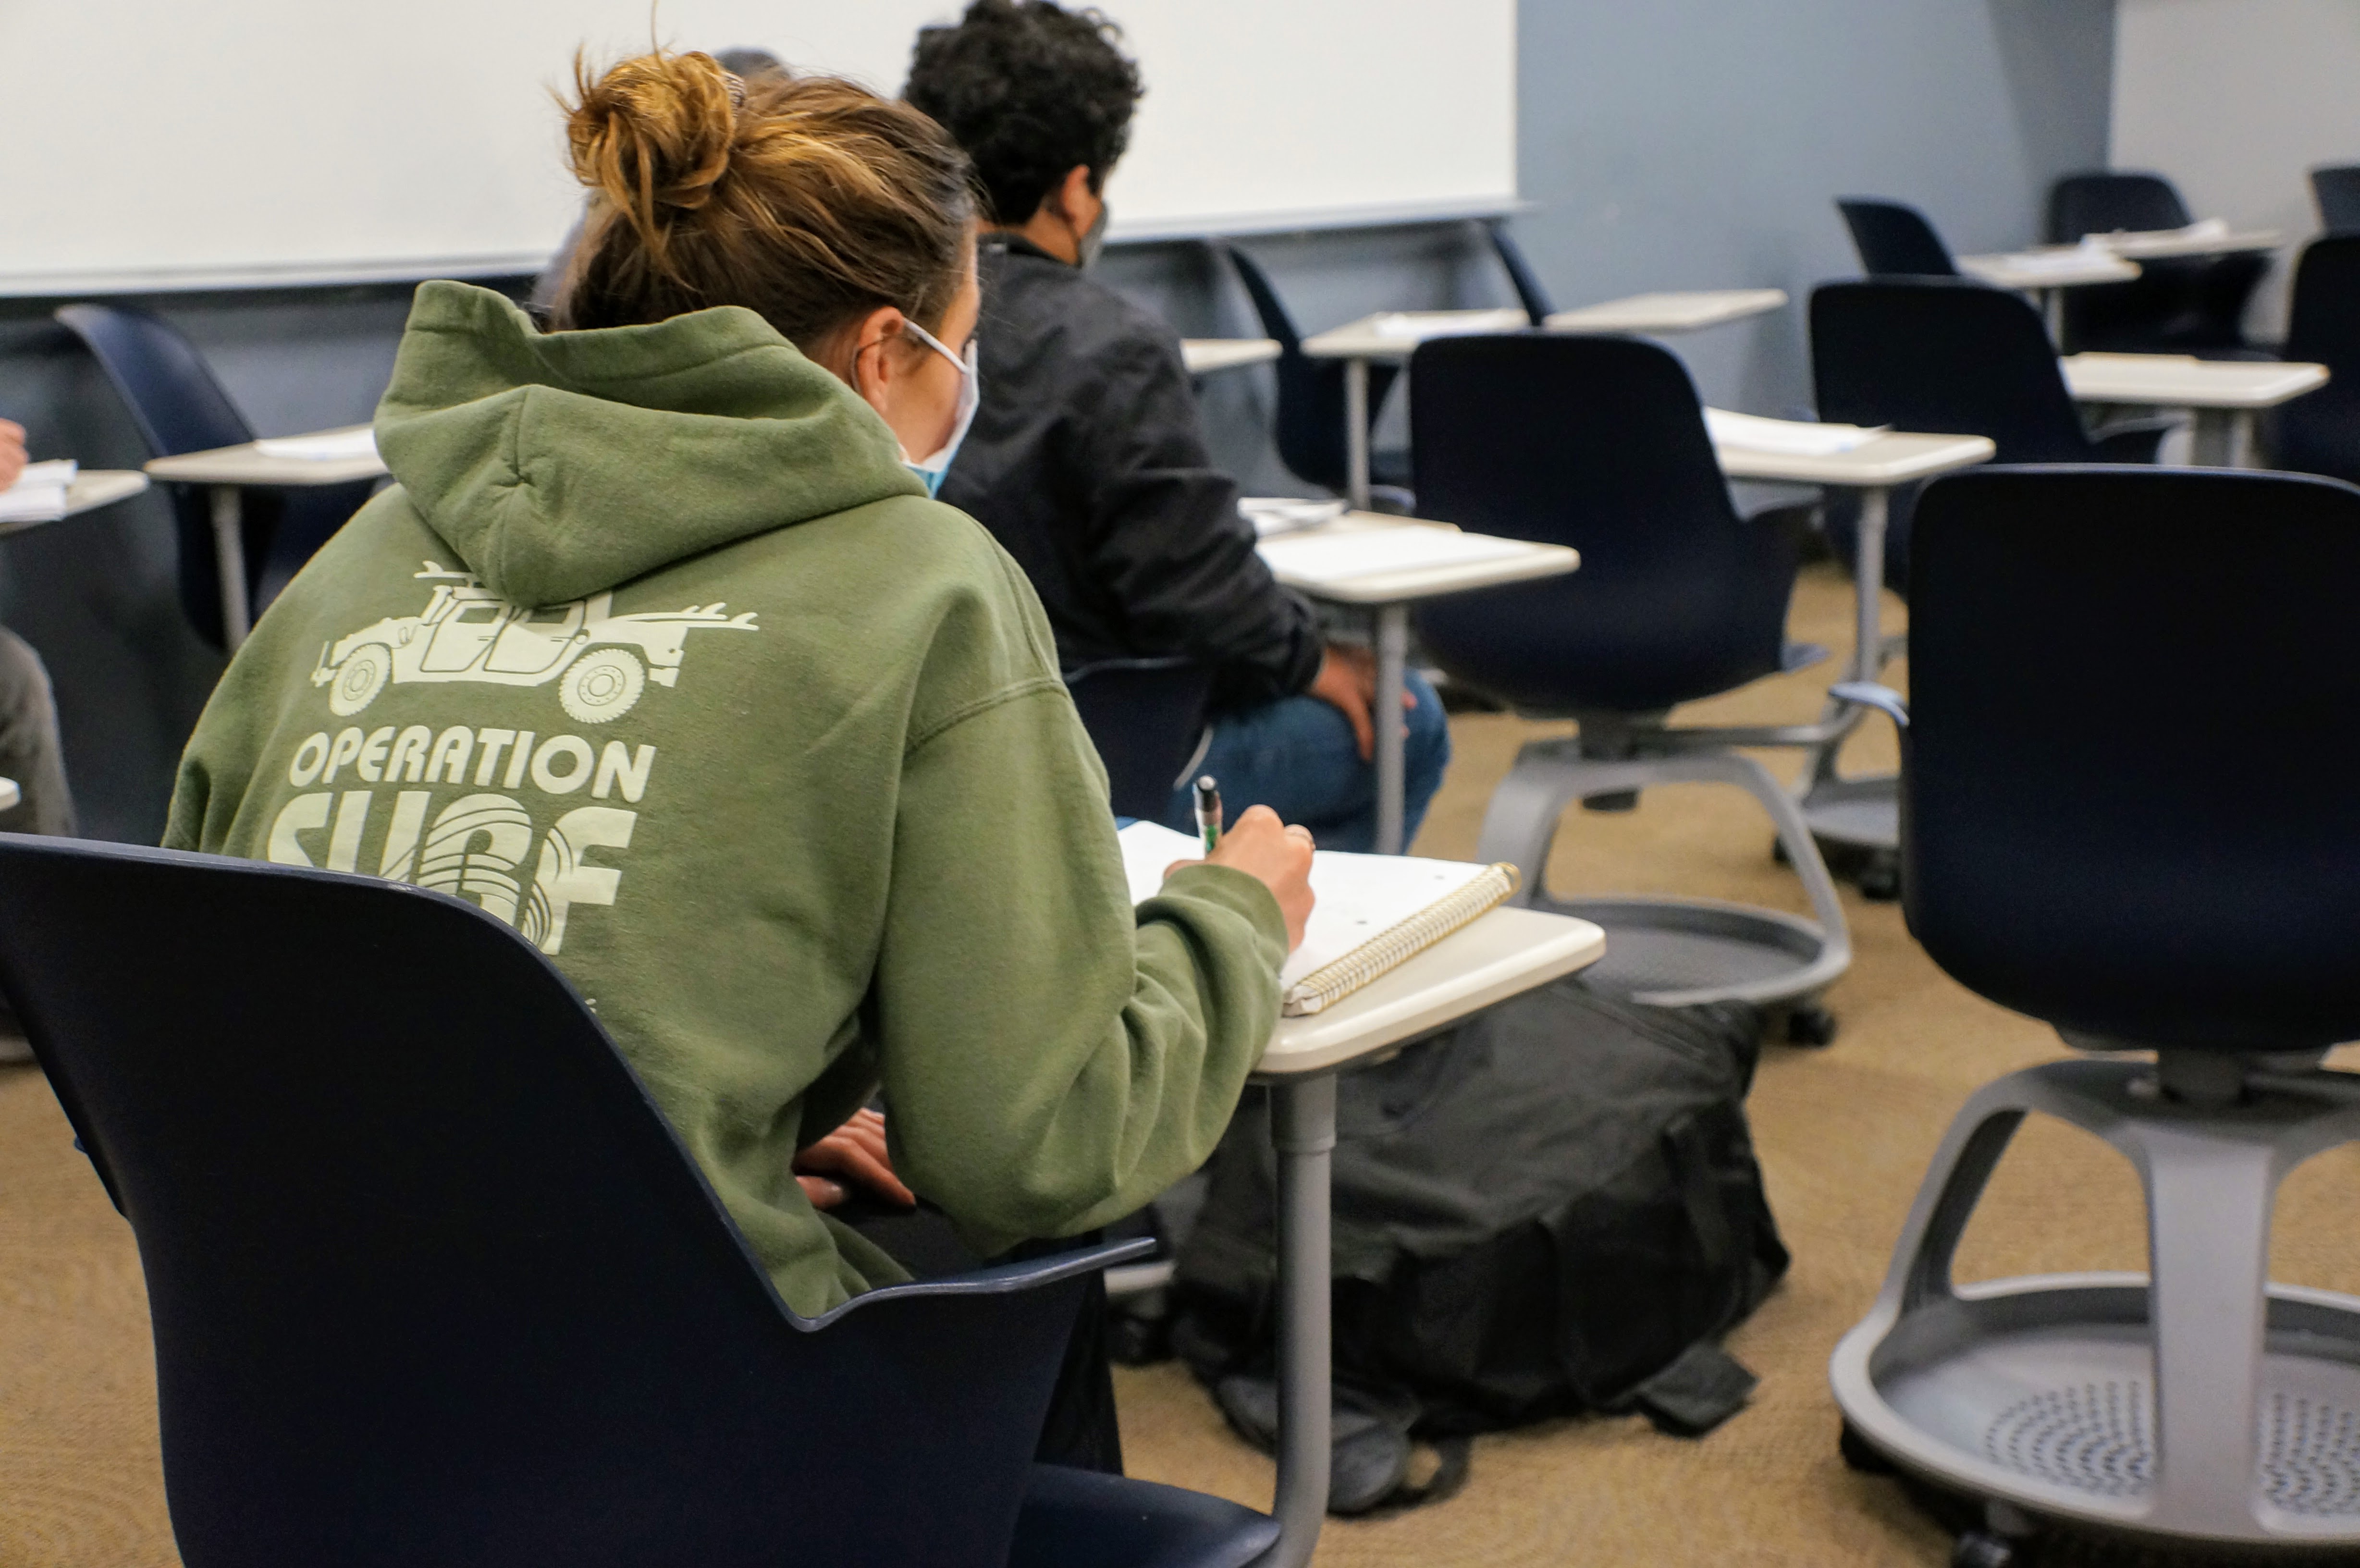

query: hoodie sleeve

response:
[869,681,1285,1258]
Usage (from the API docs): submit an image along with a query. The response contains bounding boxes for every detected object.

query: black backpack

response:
[1165,977,1788,1515]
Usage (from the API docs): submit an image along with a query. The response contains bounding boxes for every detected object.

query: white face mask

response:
[897,318,979,499]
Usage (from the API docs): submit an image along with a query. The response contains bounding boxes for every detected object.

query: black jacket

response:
[941,236,1323,713]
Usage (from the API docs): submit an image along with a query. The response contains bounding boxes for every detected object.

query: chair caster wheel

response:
[1856,853,1901,902]
[1838,1421,1895,1475]
[1784,1005,1839,1047]
[1951,1530,2017,1568]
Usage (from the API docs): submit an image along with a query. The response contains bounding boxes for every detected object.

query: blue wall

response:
[1,0,2113,843]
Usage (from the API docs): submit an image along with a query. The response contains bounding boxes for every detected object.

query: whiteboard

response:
[3,0,1518,295]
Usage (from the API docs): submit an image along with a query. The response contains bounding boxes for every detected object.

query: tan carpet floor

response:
[2,560,2355,1565]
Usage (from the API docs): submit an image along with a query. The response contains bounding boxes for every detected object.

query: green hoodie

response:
[163,281,1286,1316]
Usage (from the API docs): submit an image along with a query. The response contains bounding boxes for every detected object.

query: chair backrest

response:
[1065,656,1213,820]
[51,303,253,457]
[1407,333,1793,713]
[2268,236,2360,486]
[1835,198,1958,277]
[1482,218,1556,324]
[0,836,1083,1568]
[1217,241,1399,494]
[1811,280,2096,464]
[2046,170,2192,243]
[2311,164,2360,233]
[1903,468,2360,1053]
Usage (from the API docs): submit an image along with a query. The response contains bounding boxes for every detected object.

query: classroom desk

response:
[1258,514,1579,855]
[1303,293,1786,508]
[1711,425,1996,860]
[2083,225,2281,262]
[2061,352,2330,467]
[1182,337,1282,376]
[1956,248,2141,339]
[144,426,388,649]
[1250,903,1605,1567]
[0,469,151,537]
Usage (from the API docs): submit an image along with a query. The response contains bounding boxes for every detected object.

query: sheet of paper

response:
[1703,408,1883,456]
[1117,821,1494,990]
[1368,308,1527,341]
[0,460,74,524]
[254,427,379,462]
[1239,497,1347,538]
[1257,525,1532,584]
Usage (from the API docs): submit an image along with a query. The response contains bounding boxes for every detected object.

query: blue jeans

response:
[1164,670,1450,854]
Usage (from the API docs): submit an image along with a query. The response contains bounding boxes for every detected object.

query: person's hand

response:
[0,421,25,491]
[1165,803,1316,953]
[1307,644,1417,763]
[793,1107,915,1211]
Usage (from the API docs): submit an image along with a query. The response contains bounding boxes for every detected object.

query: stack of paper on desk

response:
[1119,820,1519,1016]
[0,460,76,525]
[1240,497,1347,538]
[254,427,379,462]
[1703,408,1885,456]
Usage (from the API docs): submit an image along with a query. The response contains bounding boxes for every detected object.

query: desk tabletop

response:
[2061,352,2329,409]
[1181,337,1281,375]
[2087,226,2281,261]
[1255,905,1606,1078]
[0,470,151,539]
[1544,289,1788,334]
[1302,307,1531,360]
[1957,249,2141,290]
[1257,513,1579,605]
[145,425,390,487]
[0,778,17,812]
[1714,428,1996,487]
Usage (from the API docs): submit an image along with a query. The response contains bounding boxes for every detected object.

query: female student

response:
[162,50,1312,1405]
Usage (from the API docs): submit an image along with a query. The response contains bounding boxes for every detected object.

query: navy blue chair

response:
[1216,242,1410,501]
[1410,333,1849,1039]
[2312,164,2360,233]
[52,304,373,649]
[1481,218,1556,325]
[0,835,1276,1568]
[2265,236,2360,487]
[2045,171,2267,355]
[1828,468,2360,1564]
[1064,656,1212,821]
[1810,280,2173,592]
[1835,198,1958,277]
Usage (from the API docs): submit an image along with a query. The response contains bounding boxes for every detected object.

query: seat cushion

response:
[1008,1463,1280,1568]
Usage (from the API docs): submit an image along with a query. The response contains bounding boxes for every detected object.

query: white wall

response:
[2112,0,2360,332]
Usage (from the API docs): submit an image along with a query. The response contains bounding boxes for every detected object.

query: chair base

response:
[1476,735,1852,1011]
[1832,1058,2360,1553]
[1796,771,1898,853]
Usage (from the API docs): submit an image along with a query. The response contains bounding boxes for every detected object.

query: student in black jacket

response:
[905,0,1449,853]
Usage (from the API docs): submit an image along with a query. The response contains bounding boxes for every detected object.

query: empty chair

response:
[2267,236,2360,487]
[1063,655,1212,821]
[2046,171,2267,354]
[0,835,1275,1568]
[1811,279,2172,592]
[2311,164,2360,233]
[1409,332,1848,1042]
[1835,198,1958,277]
[53,304,373,649]
[1216,242,1410,501]
[1481,217,1556,324]
[1827,466,2360,1565]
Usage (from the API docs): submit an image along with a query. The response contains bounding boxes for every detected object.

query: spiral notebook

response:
[1118,821,1520,1016]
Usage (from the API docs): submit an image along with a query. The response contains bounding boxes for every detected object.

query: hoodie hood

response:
[373,281,925,606]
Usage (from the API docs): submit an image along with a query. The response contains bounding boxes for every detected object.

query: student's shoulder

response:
[987,251,1183,373]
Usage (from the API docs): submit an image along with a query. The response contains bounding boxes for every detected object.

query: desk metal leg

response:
[210,485,252,649]
[1373,602,1408,855]
[1258,1072,1336,1568]
[1795,485,1899,860]
[2041,287,2065,344]
[1343,357,1371,512]
[2189,407,2255,468]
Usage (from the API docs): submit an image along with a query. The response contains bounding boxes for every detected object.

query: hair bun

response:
[567,51,740,230]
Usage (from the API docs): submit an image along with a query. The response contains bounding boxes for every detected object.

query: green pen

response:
[1193,775,1222,855]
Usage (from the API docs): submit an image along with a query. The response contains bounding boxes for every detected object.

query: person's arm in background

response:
[871,676,1311,1257]
[0,420,25,490]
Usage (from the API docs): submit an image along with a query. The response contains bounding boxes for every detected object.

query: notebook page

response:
[1257,526,1532,584]
[1116,821,1493,987]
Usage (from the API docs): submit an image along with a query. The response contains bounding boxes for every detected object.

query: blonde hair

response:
[553,51,976,354]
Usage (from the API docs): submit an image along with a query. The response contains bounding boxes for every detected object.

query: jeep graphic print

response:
[265,563,759,956]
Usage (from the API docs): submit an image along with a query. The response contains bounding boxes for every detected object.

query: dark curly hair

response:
[903,0,1143,226]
